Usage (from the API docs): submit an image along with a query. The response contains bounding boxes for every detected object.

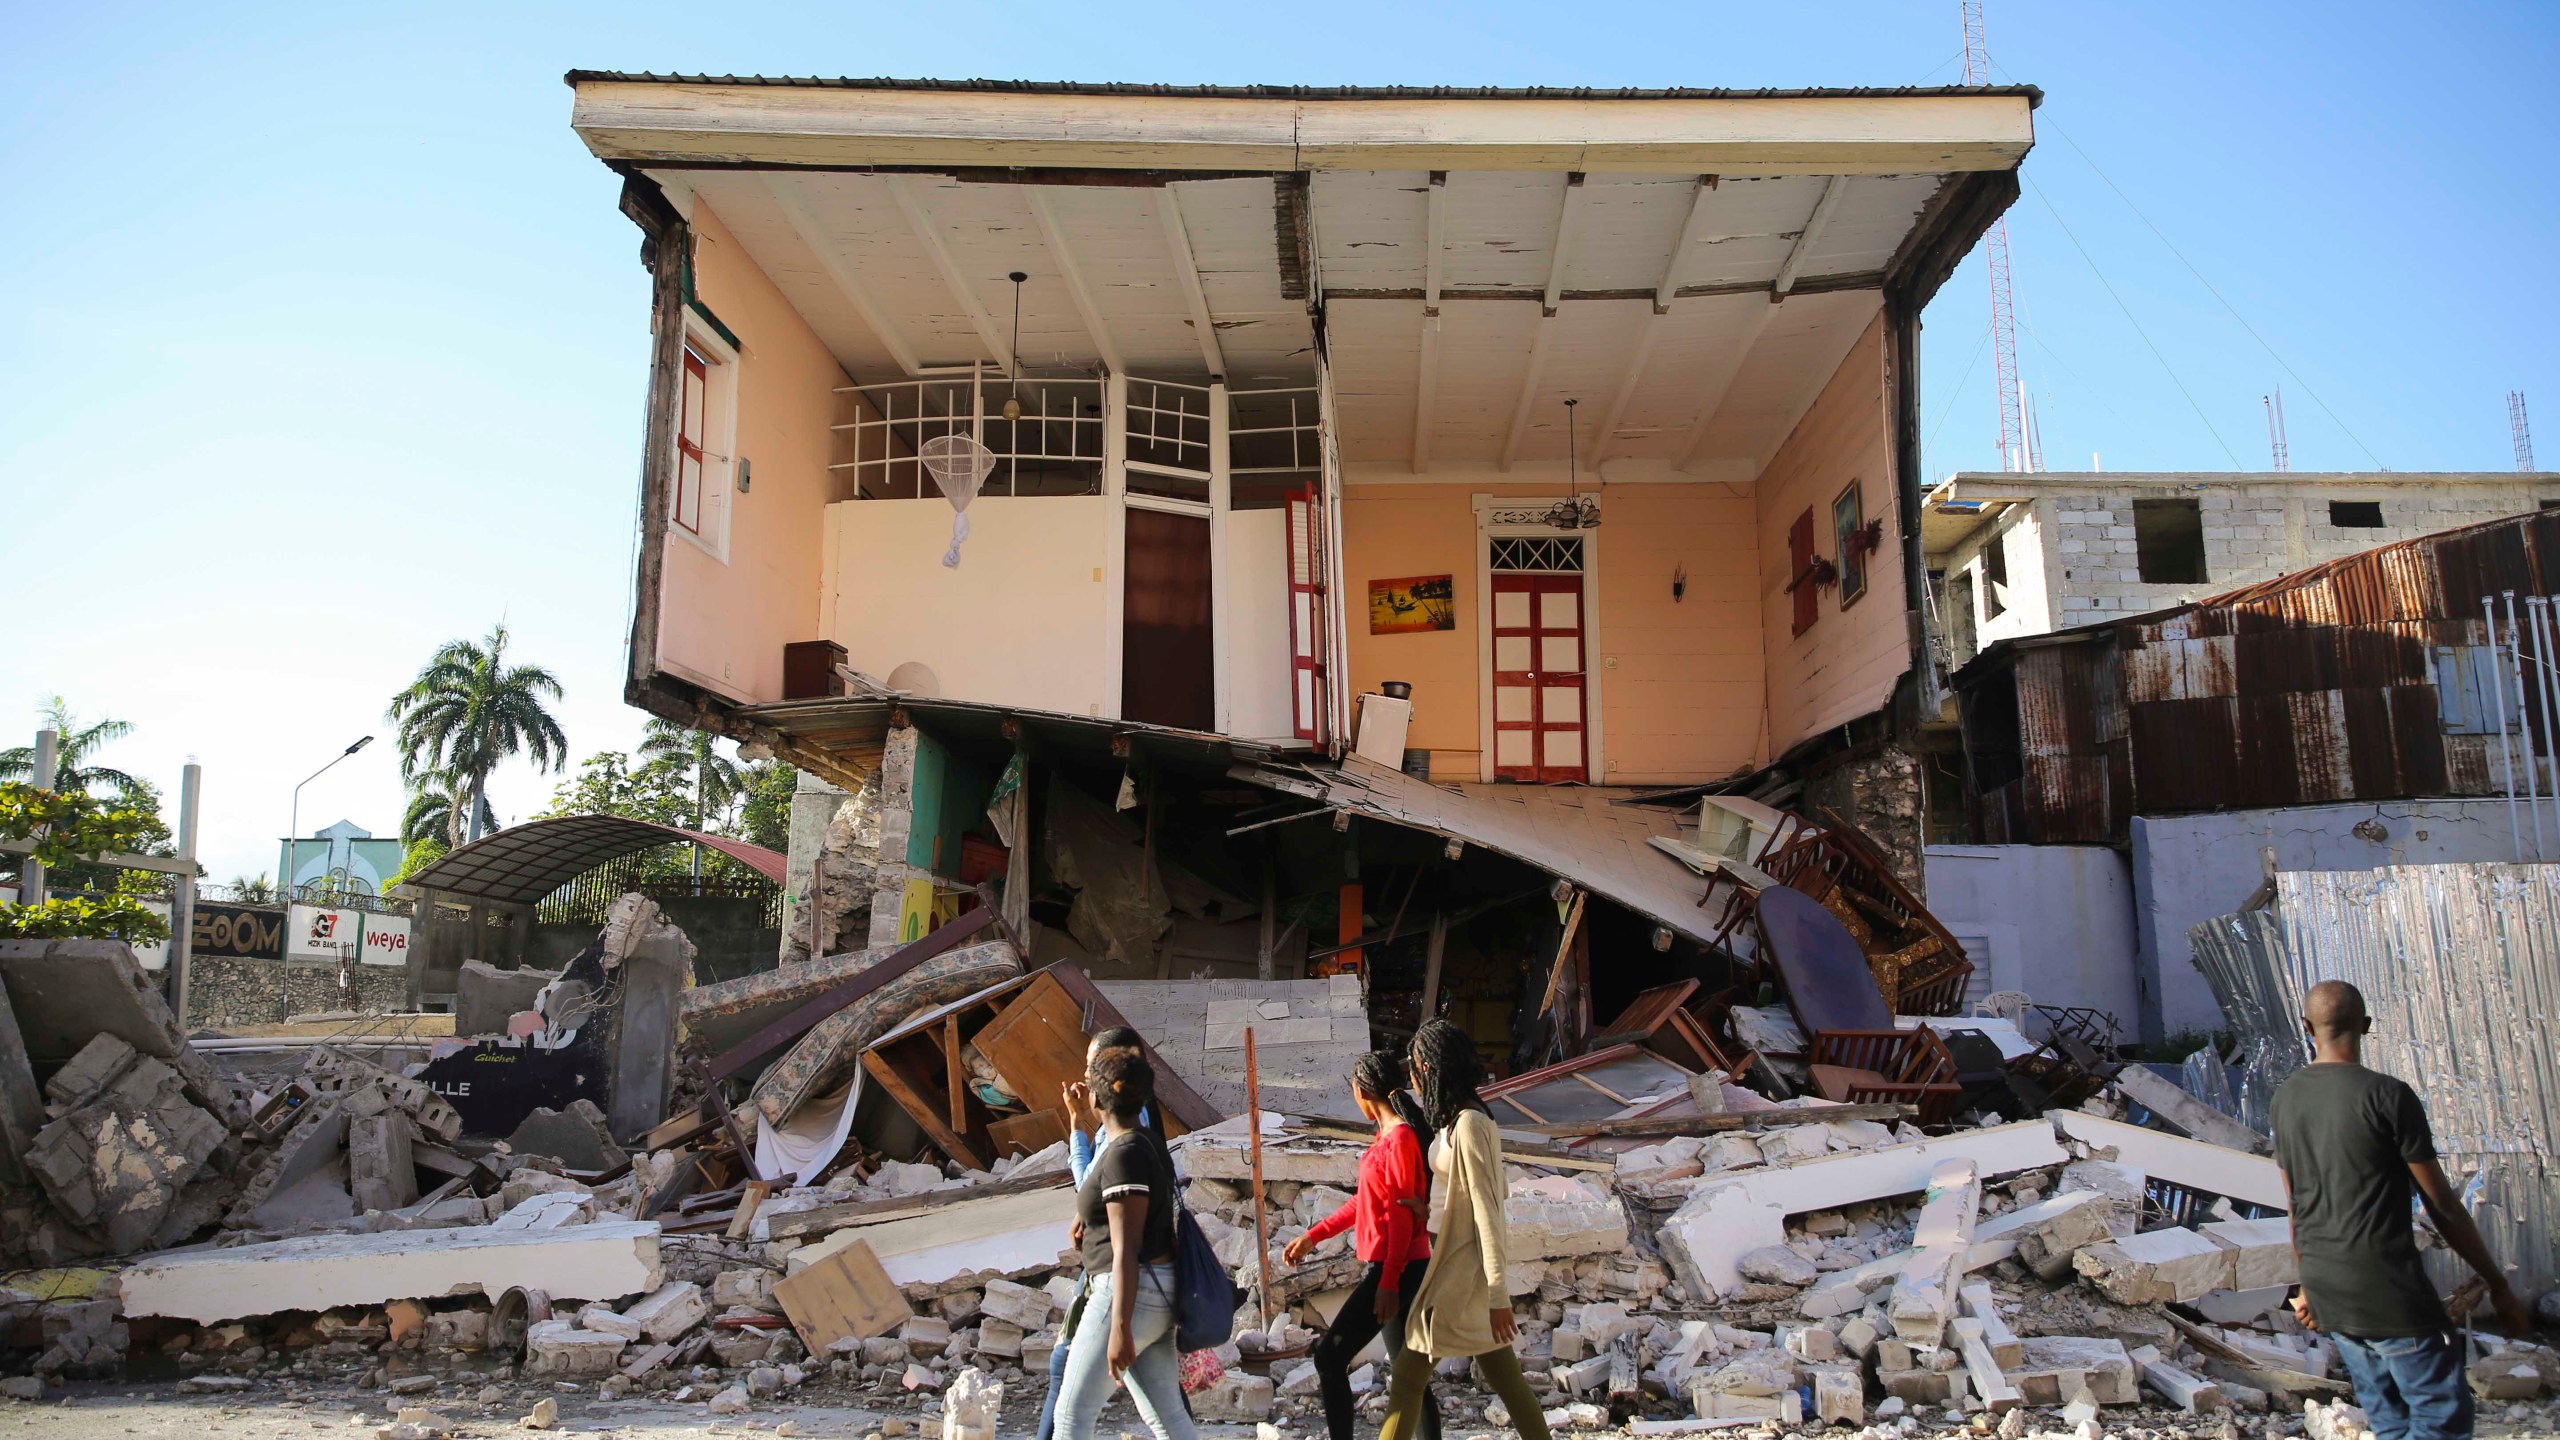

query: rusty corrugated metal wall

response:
[1959,511,2560,844]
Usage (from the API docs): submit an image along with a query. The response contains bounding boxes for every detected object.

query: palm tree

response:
[386,625,568,847]
[0,697,140,797]
[402,778,456,848]
[639,719,745,878]
[230,873,277,905]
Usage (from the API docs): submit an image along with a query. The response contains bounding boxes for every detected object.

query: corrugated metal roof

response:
[1956,510,2560,841]
[398,814,786,905]
[563,72,2046,104]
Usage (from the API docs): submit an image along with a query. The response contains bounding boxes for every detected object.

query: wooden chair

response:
[1806,1026,1961,1124]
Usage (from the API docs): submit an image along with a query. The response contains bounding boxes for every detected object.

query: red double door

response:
[1491,572,1588,783]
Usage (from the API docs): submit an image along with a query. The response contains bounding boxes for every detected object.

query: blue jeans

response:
[1033,1274,1086,1440]
[1051,1265,1197,1440]
[2333,1331,2474,1440]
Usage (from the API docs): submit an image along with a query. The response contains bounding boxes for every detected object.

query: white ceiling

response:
[664,164,1948,477]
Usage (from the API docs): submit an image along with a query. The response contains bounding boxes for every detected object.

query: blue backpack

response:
[1137,1131,1243,1352]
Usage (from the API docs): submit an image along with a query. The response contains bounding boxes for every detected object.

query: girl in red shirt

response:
[1282,1051,1442,1440]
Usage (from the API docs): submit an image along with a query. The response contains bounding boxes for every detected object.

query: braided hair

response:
[1352,1049,1405,1103]
[1408,1018,1488,1134]
[1089,1045,1157,1122]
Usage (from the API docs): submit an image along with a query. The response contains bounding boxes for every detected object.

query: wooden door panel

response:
[1491,570,1588,783]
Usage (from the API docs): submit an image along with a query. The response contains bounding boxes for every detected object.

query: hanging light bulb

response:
[1001,272,1027,422]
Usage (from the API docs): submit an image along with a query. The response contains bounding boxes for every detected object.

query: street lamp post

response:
[286,736,374,904]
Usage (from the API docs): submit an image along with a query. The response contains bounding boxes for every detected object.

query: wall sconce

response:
[737,457,752,493]
[1671,564,1687,602]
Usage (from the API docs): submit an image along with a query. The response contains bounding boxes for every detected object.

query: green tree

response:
[638,720,745,833]
[0,697,141,797]
[230,873,277,904]
[387,624,567,847]
[736,760,798,854]
[0,782,172,943]
[538,751,693,829]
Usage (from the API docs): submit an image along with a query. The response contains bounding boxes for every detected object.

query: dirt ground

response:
[7,1379,2560,1440]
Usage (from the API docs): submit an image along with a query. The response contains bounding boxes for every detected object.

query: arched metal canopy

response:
[395,814,787,906]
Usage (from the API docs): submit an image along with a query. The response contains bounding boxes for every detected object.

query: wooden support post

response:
[1245,1026,1275,1325]
[1336,882,1364,975]
[1257,848,1278,982]
[690,1057,760,1183]
[1569,920,1591,1052]
[944,1014,966,1138]
[1537,891,1586,1018]
[1418,910,1449,1022]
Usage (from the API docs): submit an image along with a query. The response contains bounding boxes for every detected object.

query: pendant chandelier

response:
[1543,396,1601,530]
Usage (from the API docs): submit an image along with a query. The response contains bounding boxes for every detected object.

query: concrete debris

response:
[503,1099,629,1172]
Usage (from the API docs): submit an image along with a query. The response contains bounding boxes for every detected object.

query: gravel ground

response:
[5,1376,2560,1440]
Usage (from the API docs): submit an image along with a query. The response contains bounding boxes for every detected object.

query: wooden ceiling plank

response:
[885,176,1013,371]
[1674,298,1778,473]
[1024,188,1123,374]
[761,175,927,377]
[1413,172,1447,474]
[1497,316,1557,472]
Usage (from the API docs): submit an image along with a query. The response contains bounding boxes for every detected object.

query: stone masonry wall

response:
[185,956,410,1029]
[1801,743,1925,899]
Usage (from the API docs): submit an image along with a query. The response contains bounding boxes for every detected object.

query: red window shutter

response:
[1788,508,1819,637]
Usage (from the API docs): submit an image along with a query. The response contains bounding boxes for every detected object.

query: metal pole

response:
[21,729,58,905]
[287,736,374,906]
[171,762,201,1027]
[2530,597,2560,857]
[2507,593,2545,860]
[2487,598,2523,859]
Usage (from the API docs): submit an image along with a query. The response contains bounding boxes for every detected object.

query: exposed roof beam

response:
[1541,173,1589,316]
[885,176,1013,370]
[1157,187,1227,380]
[1413,172,1446,473]
[1597,176,1719,459]
[1772,176,1849,301]
[760,174,926,376]
[1423,171,1447,309]
[1674,296,1778,472]
[1497,317,1557,472]
[1023,188,1122,373]
[1656,175,1720,314]
[1412,314,1441,473]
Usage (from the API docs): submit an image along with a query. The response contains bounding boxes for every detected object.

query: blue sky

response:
[4,0,2555,884]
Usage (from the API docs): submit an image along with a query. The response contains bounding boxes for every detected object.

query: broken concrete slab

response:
[788,1185,1073,1291]
[1973,1188,2121,1279]
[455,960,559,1039]
[1504,1175,1630,1260]
[23,1041,227,1250]
[1177,1113,1361,1187]
[2112,1065,2266,1154]
[621,1281,709,1343]
[2052,1109,2287,1210]
[2130,1344,2225,1414]
[2199,1217,2297,1291]
[2072,1228,2234,1306]
[121,1219,662,1322]
[348,1112,419,1213]
[1887,1158,1979,1344]
[506,1100,628,1172]
[2010,1337,2139,1406]
[1659,1119,2067,1299]
[305,1050,463,1145]
[0,939,226,1111]
[524,1320,628,1378]
[0,979,42,1187]
[1952,1317,2022,1412]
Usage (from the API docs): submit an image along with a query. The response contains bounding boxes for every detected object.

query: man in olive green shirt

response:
[2272,981,2526,1440]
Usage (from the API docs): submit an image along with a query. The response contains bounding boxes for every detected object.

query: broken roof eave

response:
[567,76,2039,177]
[736,693,1737,950]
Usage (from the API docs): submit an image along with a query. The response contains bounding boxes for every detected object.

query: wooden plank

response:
[1589,980,1701,1048]
[766,1168,1072,1240]
[969,973,1092,1116]
[706,905,996,1083]
[727,1181,773,1241]
[773,1236,912,1356]
[1417,910,1448,1019]
[986,1108,1068,1159]
[1038,961,1222,1133]
[1536,891,1586,1017]
[944,1015,966,1137]
[861,1048,988,1171]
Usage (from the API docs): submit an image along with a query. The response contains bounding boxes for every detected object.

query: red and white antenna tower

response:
[1964,3,2026,471]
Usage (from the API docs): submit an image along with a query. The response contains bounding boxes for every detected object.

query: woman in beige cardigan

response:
[1377,1020,1552,1440]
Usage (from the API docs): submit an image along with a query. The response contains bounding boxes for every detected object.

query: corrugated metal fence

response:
[2191,863,2560,1296]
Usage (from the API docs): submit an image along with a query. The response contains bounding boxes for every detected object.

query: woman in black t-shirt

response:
[1052,1048,1197,1440]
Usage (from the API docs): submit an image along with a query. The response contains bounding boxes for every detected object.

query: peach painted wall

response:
[1341,472,1765,786]
[653,200,850,704]
[1755,315,1908,755]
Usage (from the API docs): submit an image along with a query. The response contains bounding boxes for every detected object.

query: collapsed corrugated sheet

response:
[2190,862,2560,1295]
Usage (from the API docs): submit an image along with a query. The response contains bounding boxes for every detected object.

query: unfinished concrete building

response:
[565,75,2040,1068]
[1923,469,2560,670]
